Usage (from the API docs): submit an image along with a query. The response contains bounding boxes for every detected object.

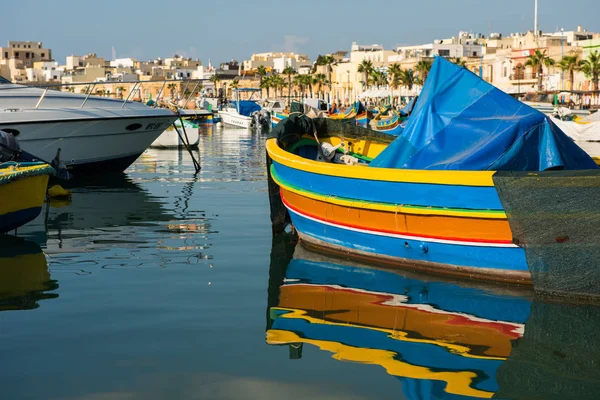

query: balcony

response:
[509,73,538,83]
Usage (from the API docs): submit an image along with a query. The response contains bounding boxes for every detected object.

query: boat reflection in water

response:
[267,237,600,398]
[267,235,534,399]
[0,235,57,311]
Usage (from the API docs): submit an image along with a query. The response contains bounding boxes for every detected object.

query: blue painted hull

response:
[289,208,529,273]
[0,207,42,234]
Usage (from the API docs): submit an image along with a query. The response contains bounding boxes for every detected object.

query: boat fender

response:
[47,185,72,199]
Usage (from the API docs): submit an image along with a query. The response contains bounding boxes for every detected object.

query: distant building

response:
[242,52,310,73]
[0,40,53,81]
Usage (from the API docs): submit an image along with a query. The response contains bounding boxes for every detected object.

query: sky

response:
[1,0,599,65]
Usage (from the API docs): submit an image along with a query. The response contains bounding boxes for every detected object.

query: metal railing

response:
[0,77,210,110]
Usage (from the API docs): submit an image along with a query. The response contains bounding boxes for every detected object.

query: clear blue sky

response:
[1,0,598,64]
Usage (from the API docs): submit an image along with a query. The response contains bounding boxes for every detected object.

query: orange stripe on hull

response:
[281,188,514,243]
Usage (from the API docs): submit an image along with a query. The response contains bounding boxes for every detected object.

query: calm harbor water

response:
[1,126,600,400]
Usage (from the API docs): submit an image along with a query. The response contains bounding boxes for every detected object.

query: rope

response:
[0,162,55,187]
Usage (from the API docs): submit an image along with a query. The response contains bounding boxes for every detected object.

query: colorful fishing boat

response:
[266,243,532,399]
[0,161,54,234]
[267,57,600,287]
[372,112,407,135]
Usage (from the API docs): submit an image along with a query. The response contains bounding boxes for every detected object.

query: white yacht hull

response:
[151,125,200,148]
[0,85,178,174]
[0,108,177,174]
[219,110,253,129]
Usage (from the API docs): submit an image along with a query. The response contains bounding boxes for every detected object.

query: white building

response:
[110,58,136,68]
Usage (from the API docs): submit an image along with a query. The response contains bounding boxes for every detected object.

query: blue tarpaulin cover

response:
[231,100,261,116]
[370,57,598,171]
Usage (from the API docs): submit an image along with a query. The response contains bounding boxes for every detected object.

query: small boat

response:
[219,88,268,129]
[0,161,54,233]
[266,241,532,399]
[0,75,178,175]
[371,112,407,135]
[150,119,200,148]
[267,57,600,289]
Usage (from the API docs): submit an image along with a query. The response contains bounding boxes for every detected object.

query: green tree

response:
[357,60,374,90]
[525,50,555,92]
[398,69,416,91]
[256,65,268,97]
[282,65,296,99]
[387,64,402,97]
[451,57,467,67]
[261,75,273,98]
[230,78,240,91]
[580,50,600,91]
[209,74,221,96]
[271,73,285,97]
[320,55,337,91]
[558,54,581,90]
[167,83,177,99]
[369,69,387,89]
[293,74,306,97]
[415,60,433,85]
[313,73,327,97]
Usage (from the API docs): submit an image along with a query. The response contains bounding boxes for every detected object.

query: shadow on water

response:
[266,238,600,399]
[0,235,58,311]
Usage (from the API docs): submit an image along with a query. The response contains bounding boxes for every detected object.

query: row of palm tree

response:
[356,59,434,94]
[524,49,600,92]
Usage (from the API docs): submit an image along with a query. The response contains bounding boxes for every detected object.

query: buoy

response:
[47,185,72,199]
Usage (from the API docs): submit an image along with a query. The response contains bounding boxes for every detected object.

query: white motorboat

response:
[219,88,269,129]
[0,76,178,175]
[151,119,200,148]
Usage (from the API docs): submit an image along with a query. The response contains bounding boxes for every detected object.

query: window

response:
[15,52,19,57]
[4,52,7,58]
[25,52,29,59]
[41,53,45,58]
[472,51,477,57]
[438,49,450,57]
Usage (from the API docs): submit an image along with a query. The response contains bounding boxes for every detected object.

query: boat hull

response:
[151,125,200,149]
[0,163,52,233]
[0,113,176,175]
[266,138,531,284]
[219,110,252,129]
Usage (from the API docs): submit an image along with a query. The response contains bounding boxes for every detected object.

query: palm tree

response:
[398,69,416,91]
[357,60,374,90]
[558,54,581,90]
[525,50,555,92]
[369,70,387,89]
[415,60,433,85]
[313,73,327,97]
[209,74,221,96]
[580,50,600,91]
[116,86,126,99]
[261,75,273,98]
[451,57,467,67]
[302,74,314,98]
[282,65,296,99]
[293,74,306,97]
[167,83,177,100]
[256,65,268,97]
[230,78,240,91]
[320,55,336,91]
[271,74,285,97]
[387,64,402,97]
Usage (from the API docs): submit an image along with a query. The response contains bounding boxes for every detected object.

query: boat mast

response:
[534,0,539,44]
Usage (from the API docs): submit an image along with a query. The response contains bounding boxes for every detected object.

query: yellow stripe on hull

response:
[266,138,496,187]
